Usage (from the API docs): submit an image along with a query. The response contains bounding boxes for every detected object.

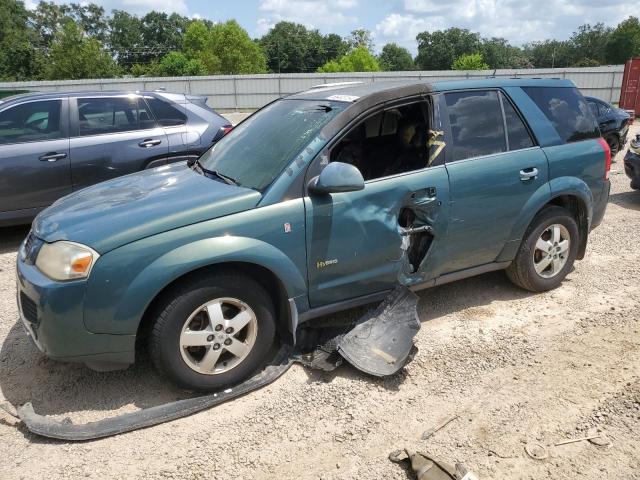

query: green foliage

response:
[258,22,349,73]
[30,1,109,48]
[452,53,489,70]
[0,0,43,80]
[416,28,482,70]
[108,10,143,67]
[378,43,414,71]
[523,40,574,68]
[44,21,118,79]
[348,29,374,53]
[1,4,639,81]
[154,51,207,76]
[317,45,380,73]
[570,23,612,66]
[173,20,266,75]
[606,16,640,64]
[481,37,530,69]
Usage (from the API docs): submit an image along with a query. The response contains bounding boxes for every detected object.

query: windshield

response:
[198,99,346,191]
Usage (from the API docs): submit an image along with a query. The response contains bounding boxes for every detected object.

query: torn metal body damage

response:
[11,288,421,441]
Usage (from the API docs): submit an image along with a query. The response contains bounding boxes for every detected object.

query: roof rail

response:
[309,81,364,90]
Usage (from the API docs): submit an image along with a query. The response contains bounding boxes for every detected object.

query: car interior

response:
[78,98,155,136]
[329,102,430,181]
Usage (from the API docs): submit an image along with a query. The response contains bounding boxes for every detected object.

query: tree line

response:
[1,0,640,81]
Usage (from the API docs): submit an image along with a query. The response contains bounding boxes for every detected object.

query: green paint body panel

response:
[15,78,610,366]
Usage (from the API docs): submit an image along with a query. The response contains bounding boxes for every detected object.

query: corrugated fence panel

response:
[0,65,625,111]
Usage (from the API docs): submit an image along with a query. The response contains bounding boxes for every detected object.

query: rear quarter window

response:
[522,87,599,143]
[145,97,187,127]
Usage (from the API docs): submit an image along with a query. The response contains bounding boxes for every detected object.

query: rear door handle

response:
[39,152,67,162]
[519,167,538,181]
[139,139,162,148]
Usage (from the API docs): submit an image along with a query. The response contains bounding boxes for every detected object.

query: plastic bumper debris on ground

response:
[5,287,421,441]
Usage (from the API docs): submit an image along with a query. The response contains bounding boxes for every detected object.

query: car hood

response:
[33,163,262,253]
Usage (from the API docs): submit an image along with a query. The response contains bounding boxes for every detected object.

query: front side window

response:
[522,86,599,143]
[329,101,430,180]
[445,90,506,161]
[199,99,346,191]
[78,97,150,136]
[0,100,62,144]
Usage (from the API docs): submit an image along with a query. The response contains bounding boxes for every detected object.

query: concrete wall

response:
[0,65,625,112]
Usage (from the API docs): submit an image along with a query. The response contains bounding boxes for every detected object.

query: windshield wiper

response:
[193,159,239,186]
[208,169,239,186]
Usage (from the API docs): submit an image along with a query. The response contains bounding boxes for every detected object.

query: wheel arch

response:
[87,235,307,340]
[498,179,593,262]
[137,260,293,346]
[544,193,590,260]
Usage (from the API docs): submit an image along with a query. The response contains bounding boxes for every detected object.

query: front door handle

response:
[139,139,162,148]
[39,152,67,162]
[519,167,539,181]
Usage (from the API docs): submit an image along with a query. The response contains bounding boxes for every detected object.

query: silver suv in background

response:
[0,91,232,226]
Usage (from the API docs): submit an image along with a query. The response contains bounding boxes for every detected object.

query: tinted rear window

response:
[145,97,187,127]
[523,87,599,143]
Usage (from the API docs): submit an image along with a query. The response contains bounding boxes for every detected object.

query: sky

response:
[27,0,640,53]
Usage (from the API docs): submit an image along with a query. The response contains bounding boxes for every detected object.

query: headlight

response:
[35,241,99,281]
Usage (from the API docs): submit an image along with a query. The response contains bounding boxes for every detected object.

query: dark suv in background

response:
[0,91,231,226]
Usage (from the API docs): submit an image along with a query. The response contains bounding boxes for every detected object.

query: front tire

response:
[149,272,276,391]
[506,206,579,292]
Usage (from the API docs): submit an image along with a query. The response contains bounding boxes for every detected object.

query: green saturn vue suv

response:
[16,78,611,390]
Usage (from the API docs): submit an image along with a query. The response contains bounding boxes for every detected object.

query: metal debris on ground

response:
[554,435,603,446]
[524,442,549,460]
[421,415,459,441]
[389,448,479,480]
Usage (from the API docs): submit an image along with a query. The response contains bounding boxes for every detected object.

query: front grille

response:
[20,292,38,325]
[24,231,35,252]
[21,231,43,265]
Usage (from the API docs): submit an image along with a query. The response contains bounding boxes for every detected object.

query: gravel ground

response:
[1,124,639,480]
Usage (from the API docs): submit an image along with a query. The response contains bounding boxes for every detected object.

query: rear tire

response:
[606,135,620,158]
[506,206,579,292]
[149,272,276,391]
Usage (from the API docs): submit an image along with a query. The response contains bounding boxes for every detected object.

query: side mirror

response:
[308,162,365,194]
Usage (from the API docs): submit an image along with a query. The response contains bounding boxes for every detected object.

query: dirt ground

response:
[1,124,639,480]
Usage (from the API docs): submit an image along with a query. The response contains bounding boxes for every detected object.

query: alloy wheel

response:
[179,297,258,375]
[533,224,571,279]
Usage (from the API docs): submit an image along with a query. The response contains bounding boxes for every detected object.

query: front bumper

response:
[624,150,640,189]
[16,251,136,369]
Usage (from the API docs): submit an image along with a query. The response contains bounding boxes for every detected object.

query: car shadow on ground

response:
[608,190,640,211]
[0,267,533,435]
[0,226,30,254]
[300,270,536,387]
[0,321,191,420]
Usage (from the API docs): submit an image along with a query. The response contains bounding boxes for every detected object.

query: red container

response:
[620,57,640,116]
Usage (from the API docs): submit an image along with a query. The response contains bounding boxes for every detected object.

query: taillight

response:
[222,125,233,136]
[598,137,611,180]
